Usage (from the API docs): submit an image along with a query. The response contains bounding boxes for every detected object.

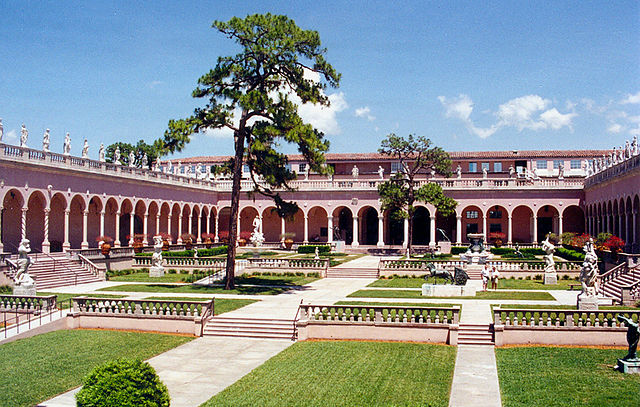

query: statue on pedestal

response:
[113,146,121,165]
[352,165,359,179]
[482,166,487,179]
[509,165,515,178]
[541,236,556,273]
[20,124,28,147]
[579,238,599,297]
[378,166,385,180]
[13,239,36,295]
[176,161,181,175]
[456,165,462,179]
[128,151,136,168]
[250,215,265,247]
[63,133,71,156]
[99,143,105,162]
[141,153,148,168]
[625,140,631,159]
[195,164,202,179]
[166,161,172,174]
[558,163,564,179]
[149,235,165,277]
[82,139,89,158]
[617,315,639,361]
[42,129,50,152]
[632,136,638,156]
[154,159,161,172]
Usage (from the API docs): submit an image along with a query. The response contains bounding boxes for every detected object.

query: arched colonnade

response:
[585,193,640,252]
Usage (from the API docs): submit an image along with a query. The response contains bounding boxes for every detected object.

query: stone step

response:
[203,317,296,340]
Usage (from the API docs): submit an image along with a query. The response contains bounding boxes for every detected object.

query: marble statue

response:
[142,153,148,168]
[81,139,89,158]
[625,140,631,159]
[456,165,462,179]
[558,163,564,179]
[20,124,28,147]
[378,166,385,180]
[612,147,618,164]
[579,238,599,297]
[185,165,191,177]
[632,136,638,156]
[205,165,211,179]
[63,133,71,156]
[314,246,320,260]
[113,146,121,164]
[617,315,639,362]
[149,235,165,277]
[166,161,172,174]
[42,129,50,152]
[250,215,265,247]
[352,165,359,178]
[98,143,105,162]
[128,151,135,167]
[195,164,202,179]
[508,165,515,178]
[154,159,161,172]
[531,167,539,179]
[13,239,36,295]
[0,118,3,142]
[482,166,487,179]
[541,236,556,273]
[176,161,181,175]
[430,168,436,179]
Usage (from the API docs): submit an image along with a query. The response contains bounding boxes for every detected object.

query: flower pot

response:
[185,240,193,250]
[204,238,212,248]
[238,238,247,247]
[132,243,143,254]
[162,240,170,251]
[494,239,503,248]
[284,238,294,250]
[100,243,111,255]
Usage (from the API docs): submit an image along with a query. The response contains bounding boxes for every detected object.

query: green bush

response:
[0,285,12,294]
[76,358,169,407]
[451,246,468,255]
[297,245,331,254]
[196,246,228,257]
[555,247,585,261]
[520,248,544,256]
[490,247,515,255]
[501,252,537,260]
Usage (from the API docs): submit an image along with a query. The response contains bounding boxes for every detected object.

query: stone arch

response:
[308,206,328,243]
[49,192,67,252]
[536,204,559,241]
[148,201,160,238]
[460,205,484,243]
[561,205,585,235]
[357,206,379,246]
[218,206,232,243]
[191,205,201,239]
[69,194,86,249]
[208,206,217,242]
[200,206,210,240]
[119,199,134,246]
[170,203,181,243]
[412,206,431,245]
[26,190,47,252]
[261,206,281,243]
[485,204,508,244]
[384,208,403,245]
[87,196,104,248]
[181,204,191,240]
[607,201,613,234]
[284,207,305,243]
[240,206,259,241]
[2,189,25,252]
[435,208,456,245]
[159,202,171,241]
[512,205,534,243]
[332,206,353,244]
[612,200,620,236]
[104,197,118,246]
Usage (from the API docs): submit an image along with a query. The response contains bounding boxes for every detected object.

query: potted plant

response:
[280,232,295,250]
[131,233,146,253]
[159,232,172,251]
[201,233,214,248]
[181,233,195,250]
[218,231,229,245]
[96,236,113,255]
[238,231,251,247]
[489,232,506,247]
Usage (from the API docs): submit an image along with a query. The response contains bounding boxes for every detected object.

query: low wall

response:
[67,313,201,336]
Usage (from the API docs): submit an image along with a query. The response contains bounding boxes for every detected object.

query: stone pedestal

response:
[577,295,599,311]
[544,272,557,285]
[617,359,640,374]
[422,283,477,297]
[13,284,36,296]
[149,266,165,278]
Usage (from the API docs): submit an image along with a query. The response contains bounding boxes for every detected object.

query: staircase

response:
[326,267,379,278]
[458,323,494,345]
[599,264,640,303]
[4,253,102,290]
[203,316,296,340]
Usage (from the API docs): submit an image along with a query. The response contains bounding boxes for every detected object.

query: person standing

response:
[481,264,490,291]
[491,266,500,290]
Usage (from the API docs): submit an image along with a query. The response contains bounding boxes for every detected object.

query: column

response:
[128,213,134,245]
[303,214,309,244]
[402,218,408,248]
[377,216,384,247]
[81,210,89,249]
[99,211,105,239]
[280,217,286,242]
[327,216,334,244]
[213,212,219,243]
[633,213,637,249]
[155,214,160,237]
[114,211,121,247]
[507,215,513,245]
[0,206,3,252]
[177,213,183,243]
[456,215,462,245]
[21,207,27,240]
[197,213,202,243]
[143,213,149,245]
[205,212,210,236]
[619,216,623,239]
[429,215,436,246]
[188,214,193,240]
[63,209,71,250]
[352,216,359,247]
[42,208,51,253]
[167,214,173,243]
[482,214,487,241]
[532,214,538,244]
[558,215,563,236]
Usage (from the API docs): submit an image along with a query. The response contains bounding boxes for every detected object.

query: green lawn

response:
[97,283,294,295]
[347,289,555,300]
[233,274,319,286]
[496,347,640,406]
[368,277,427,288]
[0,330,192,407]
[108,272,192,283]
[497,278,579,290]
[142,297,258,315]
[203,341,456,407]
[37,292,127,309]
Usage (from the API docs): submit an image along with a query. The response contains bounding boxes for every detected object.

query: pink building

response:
[1,139,638,254]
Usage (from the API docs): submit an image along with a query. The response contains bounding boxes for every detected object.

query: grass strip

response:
[347,289,555,300]
[97,283,290,295]
[142,297,258,315]
[0,330,192,407]
[203,341,456,407]
[496,347,640,406]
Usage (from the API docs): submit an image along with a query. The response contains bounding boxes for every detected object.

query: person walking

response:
[491,266,500,290]
[481,264,490,291]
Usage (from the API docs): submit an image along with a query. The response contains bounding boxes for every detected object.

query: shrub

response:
[556,247,585,261]
[297,245,331,254]
[76,358,169,407]
[604,235,625,253]
[562,274,570,280]
[0,285,11,294]
[525,275,531,280]
[490,247,515,255]
[197,246,228,257]
[520,248,544,256]
[501,252,537,260]
[534,274,542,280]
[451,246,468,255]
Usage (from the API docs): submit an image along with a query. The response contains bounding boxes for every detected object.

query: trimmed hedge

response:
[451,246,468,255]
[298,245,331,254]
[76,358,169,407]
[501,252,537,260]
[196,246,228,257]
[134,246,228,258]
[520,248,544,256]
[556,247,585,261]
[490,247,515,255]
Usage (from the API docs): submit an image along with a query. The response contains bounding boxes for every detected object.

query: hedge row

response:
[490,247,515,255]
[451,246,468,255]
[297,245,331,254]
[134,246,228,258]
[555,247,585,261]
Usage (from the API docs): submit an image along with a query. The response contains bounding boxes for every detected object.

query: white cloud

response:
[539,108,576,130]
[355,106,375,121]
[201,126,234,139]
[621,91,640,104]
[438,94,473,121]
[607,123,624,134]
[298,91,347,135]
[629,126,640,136]
[496,95,550,130]
[628,115,640,124]
[5,129,17,142]
[148,80,164,89]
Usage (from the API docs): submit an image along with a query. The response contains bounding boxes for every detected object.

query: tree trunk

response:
[224,128,246,290]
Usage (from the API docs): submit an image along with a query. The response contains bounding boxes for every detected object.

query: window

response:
[553,160,563,169]
[489,224,502,233]
[494,162,502,172]
[481,162,490,172]
[298,163,307,173]
[391,162,402,173]
[469,162,478,172]
[466,210,479,219]
[570,160,581,169]
[489,208,502,219]
[536,160,547,170]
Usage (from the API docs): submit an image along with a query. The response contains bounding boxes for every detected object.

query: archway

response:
[218,207,232,243]
[561,205,585,235]
[308,206,328,243]
[26,191,46,252]
[284,208,304,243]
[435,210,456,244]
[170,203,181,243]
[119,199,133,246]
[486,205,508,244]
[333,206,353,244]
[240,206,259,241]
[262,207,281,242]
[385,208,403,245]
[49,193,67,252]
[460,205,483,243]
[412,206,430,245]
[87,196,103,248]
[512,205,533,243]
[2,189,24,252]
[104,198,118,246]
[159,202,171,241]
[148,201,160,238]
[69,195,86,249]
[536,205,559,241]
[358,206,379,245]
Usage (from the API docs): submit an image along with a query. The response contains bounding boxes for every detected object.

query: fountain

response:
[460,233,493,264]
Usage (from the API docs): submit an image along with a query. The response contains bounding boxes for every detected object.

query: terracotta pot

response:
[204,238,212,248]
[100,243,111,255]
[185,240,193,250]
[162,240,170,251]
[494,239,503,248]
[284,238,294,250]
[132,243,143,253]
[238,238,247,247]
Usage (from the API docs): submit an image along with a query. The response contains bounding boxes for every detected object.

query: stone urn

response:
[238,238,247,247]
[284,238,294,250]
[100,242,111,255]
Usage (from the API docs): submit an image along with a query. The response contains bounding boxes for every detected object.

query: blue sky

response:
[1,1,638,159]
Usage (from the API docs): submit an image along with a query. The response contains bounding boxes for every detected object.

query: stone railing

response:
[492,307,638,346]
[378,259,581,273]
[68,247,134,260]
[584,153,640,188]
[133,256,226,269]
[0,294,57,311]
[487,260,582,272]
[69,297,215,336]
[245,258,329,272]
[77,254,107,280]
[299,304,459,324]
[379,259,466,272]
[599,262,628,295]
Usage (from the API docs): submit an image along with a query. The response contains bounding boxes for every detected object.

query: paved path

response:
[449,345,502,407]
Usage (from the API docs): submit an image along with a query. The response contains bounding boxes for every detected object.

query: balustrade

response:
[0,294,57,311]
[72,297,214,320]
[493,307,640,328]
[298,304,459,325]
[378,259,581,273]
[247,258,329,270]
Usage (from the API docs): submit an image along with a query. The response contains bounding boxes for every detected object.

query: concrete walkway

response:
[449,345,502,407]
